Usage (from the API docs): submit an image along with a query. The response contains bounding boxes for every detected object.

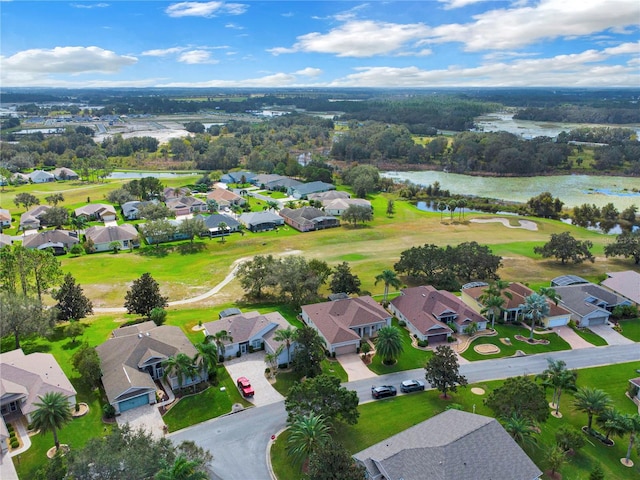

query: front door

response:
[240,343,247,354]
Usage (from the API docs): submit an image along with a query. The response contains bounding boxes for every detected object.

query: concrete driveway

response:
[552,326,594,349]
[116,404,166,439]
[337,353,377,381]
[589,324,634,346]
[223,351,284,407]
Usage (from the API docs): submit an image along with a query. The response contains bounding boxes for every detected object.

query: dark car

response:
[400,379,425,393]
[237,377,255,397]
[371,385,397,399]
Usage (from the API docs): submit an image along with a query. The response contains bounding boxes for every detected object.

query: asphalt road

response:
[168,343,640,480]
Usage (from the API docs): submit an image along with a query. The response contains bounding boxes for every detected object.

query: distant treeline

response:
[514,105,640,124]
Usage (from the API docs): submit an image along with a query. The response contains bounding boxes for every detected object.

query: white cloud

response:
[1,46,137,74]
[225,23,244,29]
[141,47,185,57]
[604,41,640,55]
[430,0,640,51]
[159,72,298,88]
[438,0,488,9]
[178,50,219,64]
[165,1,248,18]
[71,2,109,9]
[268,20,431,57]
[295,67,323,77]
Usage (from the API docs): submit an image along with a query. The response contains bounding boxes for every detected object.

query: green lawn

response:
[162,367,250,432]
[367,319,433,374]
[272,362,640,480]
[618,318,640,342]
[461,323,571,362]
[271,359,348,397]
[571,326,608,346]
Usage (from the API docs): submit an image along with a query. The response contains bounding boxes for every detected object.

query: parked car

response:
[400,379,425,393]
[237,377,255,397]
[371,385,397,399]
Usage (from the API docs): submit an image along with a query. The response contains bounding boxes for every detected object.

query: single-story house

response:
[121,200,157,220]
[301,296,392,356]
[288,181,335,200]
[22,229,79,254]
[264,177,303,192]
[322,198,372,216]
[195,214,241,236]
[554,283,631,327]
[353,409,542,480]
[0,233,12,248]
[279,206,340,232]
[52,167,79,180]
[220,171,256,184]
[461,282,572,328]
[307,190,351,202]
[19,205,51,230]
[390,286,487,342]
[0,348,77,453]
[11,173,30,184]
[74,203,118,222]
[601,271,640,306]
[139,219,191,244]
[0,208,11,228]
[629,377,640,406]
[163,187,191,200]
[253,174,287,188]
[96,322,206,415]
[202,311,295,365]
[29,169,55,183]
[85,224,140,252]
[238,211,284,232]
[206,188,246,208]
[166,196,207,216]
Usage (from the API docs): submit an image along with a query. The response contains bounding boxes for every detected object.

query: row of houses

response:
[219,171,337,200]
[2,168,79,185]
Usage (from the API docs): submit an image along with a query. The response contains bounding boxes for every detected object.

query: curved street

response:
[168,342,640,480]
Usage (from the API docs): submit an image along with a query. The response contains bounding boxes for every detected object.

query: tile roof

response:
[354,409,542,480]
[464,283,571,317]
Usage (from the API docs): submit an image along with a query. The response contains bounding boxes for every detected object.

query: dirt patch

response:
[71,402,89,417]
[515,335,549,345]
[47,444,70,459]
[471,387,485,395]
[474,344,500,354]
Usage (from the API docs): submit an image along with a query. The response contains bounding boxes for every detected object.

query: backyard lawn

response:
[272,362,640,480]
[461,323,571,362]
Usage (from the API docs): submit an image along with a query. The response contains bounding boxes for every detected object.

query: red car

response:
[237,377,255,397]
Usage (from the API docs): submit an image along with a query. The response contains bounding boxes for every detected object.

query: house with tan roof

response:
[390,286,487,342]
[166,196,207,216]
[22,229,79,255]
[307,190,351,202]
[279,206,340,232]
[163,187,191,200]
[462,282,572,328]
[0,208,11,228]
[0,349,77,452]
[52,167,79,180]
[206,188,246,208]
[354,409,541,480]
[202,311,295,365]
[73,203,117,222]
[19,205,51,230]
[96,322,205,414]
[322,198,372,216]
[85,224,140,252]
[301,296,392,355]
[602,271,640,306]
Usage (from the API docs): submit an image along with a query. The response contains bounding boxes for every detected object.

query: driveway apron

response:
[336,353,377,382]
[223,351,284,407]
[116,404,166,439]
[552,326,594,349]
[588,324,634,346]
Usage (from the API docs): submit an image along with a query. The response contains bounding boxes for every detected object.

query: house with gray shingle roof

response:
[554,283,631,327]
[19,205,51,230]
[601,271,640,306]
[29,169,55,183]
[195,213,240,236]
[0,233,12,248]
[220,171,256,184]
[301,296,391,355]
[354,409,541,480]
[85,224,140,252]
[390,285,488,342]
[307,190,351,202]
[288,181,335,199]
[0,348,77,452]
[322,197,372,216]
[264,177,303,191]
[238,211,284,232]
[202,311,295,365]
[52,167,79,180]
[279,206,340,232]
[22,229,79,254]
[166,196,207,216]
[96,322,205,414]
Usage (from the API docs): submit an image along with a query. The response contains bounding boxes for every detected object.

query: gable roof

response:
[207,188,243,203]
[74,203,117,218]
[202,311,287,346]
[52,167,78,179]
[220,171,256,183]
[322,198,372,211]
[239,211,284,227]
[354,409,542,480]
[96,323,197,403]
[85,224,138,244]
[195,213,240,230]
[0,349,76,417]
[602,271,640,305]
[279,206,339,228]
[464,282,571,317]
[0,233,12,247]
[392,286,485,331]
[22,229,79,249]
[291,181,335,196]
[163,187,191,199]
[166,196,205,209]
[29,169,55,181]
[302,296,391,345]
[20,205,51,228]
[554,283,629,317]
[307,190,351,201]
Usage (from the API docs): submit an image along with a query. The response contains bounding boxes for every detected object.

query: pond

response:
[107,171,198,179]
[383,171,640,210]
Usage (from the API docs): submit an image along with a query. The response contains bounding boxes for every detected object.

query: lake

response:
[382,171,640,210]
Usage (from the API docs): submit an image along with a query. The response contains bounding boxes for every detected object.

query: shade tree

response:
[285,374,359,425]
[52,273,93,321]
[424,345,467,399]
[71,343,102,390]
[534,232,594,264]
[485,376,550,424]
[124,272,168,317]
[291,326,326,379]
[329,262,361,295]
[604,230,640,264]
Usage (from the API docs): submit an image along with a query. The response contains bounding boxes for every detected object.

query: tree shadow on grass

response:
[138,246,171,258]
[177,243,207,255]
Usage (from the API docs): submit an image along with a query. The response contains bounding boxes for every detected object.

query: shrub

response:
[398,320,407,327]
[75,403,80,412]
[27,423,34,431]
[417,339,429,347]
[265,367,271,375]
[447,336,456,342]
[69,243,84,256]
[102,403,116,419]
[149,307,167,326]
[6,424,13,433]
[9,432,16,439]
[10,440,19,449]
[236,350,241,358]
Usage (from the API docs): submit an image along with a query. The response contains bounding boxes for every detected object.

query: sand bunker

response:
[474,344,500,354]
[470,218,538,231]
[471,387,486,395]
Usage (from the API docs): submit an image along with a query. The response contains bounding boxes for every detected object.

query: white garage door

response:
[547,317,568,328]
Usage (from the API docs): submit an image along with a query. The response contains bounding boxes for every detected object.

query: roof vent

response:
[138,333,143,338]
[146,332,150,336]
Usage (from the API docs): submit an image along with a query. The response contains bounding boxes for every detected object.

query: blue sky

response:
[1,0,639,88]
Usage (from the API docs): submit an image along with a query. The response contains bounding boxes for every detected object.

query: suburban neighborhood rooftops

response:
[601,271,640,305]
[307,190,351,201]
[551,275,590,287]
[21,229,79,249]
[203,311,289,346]
[85,224,138,243]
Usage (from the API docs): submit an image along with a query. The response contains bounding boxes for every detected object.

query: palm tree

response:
[287,414,331,464]
[375,269,401,304]
[596,407,627,442]
[622,413,640,466]
[266,200,280,212]
[537,359,578,416]
[217,221,228,243]
[69,215,88,234]
[163,353,199,393]
[447,200,457,220]
[503,413,538,450]
[375,326,404,365]
[520,293,550,340]
[155,454,208,480]
[31,392,73,451]
[438,201,447,221]
[457,198,467,220]
[273,326,295,367]
[573,386,612,432]
[539,287,562,306]
[546,445,567,477]
[479,281,511,329]
[194,341,218,383]
[205,330,233,360]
